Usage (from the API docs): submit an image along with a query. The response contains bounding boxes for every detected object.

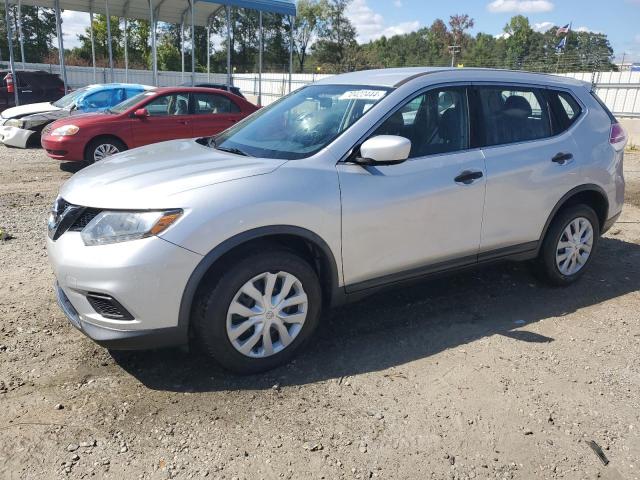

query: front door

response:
[131,92,193,148]
[338,86,487,290]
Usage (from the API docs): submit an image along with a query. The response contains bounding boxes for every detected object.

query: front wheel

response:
[85,137,127,163]
[194,249,322,374]
[534,204,600,286]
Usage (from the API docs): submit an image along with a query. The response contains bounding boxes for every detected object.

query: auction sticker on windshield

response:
[339,90,388,101]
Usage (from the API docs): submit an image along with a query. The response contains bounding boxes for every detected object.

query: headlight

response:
[5,119,24,128]
[80,210,182,246]
[51,124,80,136]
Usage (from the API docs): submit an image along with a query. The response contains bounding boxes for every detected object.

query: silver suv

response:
[47,68,626,373]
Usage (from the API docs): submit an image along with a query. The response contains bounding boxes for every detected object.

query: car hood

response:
[1,102,61,119]
[60,139,288,209]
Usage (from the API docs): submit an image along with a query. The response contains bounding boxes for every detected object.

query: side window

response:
[192,93,240,114]
[548,90,582,134]
[124,88,142,100]
[112,88,125,105]
[84,90,114,109]
[373,87,469,158]
[476,86,551,146]
[145,93,190,116]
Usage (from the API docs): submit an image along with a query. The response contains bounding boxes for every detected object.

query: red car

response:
[41,87,258,162]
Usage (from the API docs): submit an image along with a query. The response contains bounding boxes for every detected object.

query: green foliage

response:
[0,5,57,64]
[0,1,617,75]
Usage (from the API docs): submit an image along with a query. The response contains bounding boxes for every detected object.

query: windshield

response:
[214,84,391,159]
[52,87,90,108]
[108,90,156,114]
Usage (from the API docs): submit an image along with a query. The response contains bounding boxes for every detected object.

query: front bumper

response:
[41,134,86,161]
[55,282,187,349]
[48,232,203,350]
[0,125,35,148]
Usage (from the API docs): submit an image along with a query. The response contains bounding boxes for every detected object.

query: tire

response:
[194,249,322,374]
[533,204,600,286]
[85,137,127,163]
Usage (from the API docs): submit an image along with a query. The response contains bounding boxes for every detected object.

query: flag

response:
[556,37,567,51]
[556,24,570,36]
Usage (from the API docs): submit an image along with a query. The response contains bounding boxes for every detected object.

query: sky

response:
[60,0,640,62]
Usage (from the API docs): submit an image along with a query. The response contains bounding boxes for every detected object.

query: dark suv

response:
[182,82,245,99]
[1,70,65,111]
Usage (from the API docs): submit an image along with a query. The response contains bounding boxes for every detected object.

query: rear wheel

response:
[85,137,127,163]
[534,204,600,286]
[194,249,322,374]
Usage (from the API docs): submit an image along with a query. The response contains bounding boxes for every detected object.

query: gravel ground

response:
[0,146,639,480]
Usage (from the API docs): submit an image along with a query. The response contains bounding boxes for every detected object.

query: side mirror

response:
[133,108,149,118]
[356,135,411,166]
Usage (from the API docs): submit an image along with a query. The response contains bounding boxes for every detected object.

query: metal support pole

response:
[206,22,211,82]
[258,11,262,106]
[124,18,129,82]
[149,0,158,86]
[53,0,68,94]
[226,5,231,88]
[181,21,185,81]
[17,0,26,68]
[105,0,114,82]
[89,6,97,83]
[4,0,19,106]
[288,15,293,93]
[190,0,195,87]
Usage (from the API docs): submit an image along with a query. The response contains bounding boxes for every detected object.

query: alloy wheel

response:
[226,271,308,358]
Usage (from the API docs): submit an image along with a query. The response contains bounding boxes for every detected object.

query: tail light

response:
[609,122,627,152]
[4,73,14,94]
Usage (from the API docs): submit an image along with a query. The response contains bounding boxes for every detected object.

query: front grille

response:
[69,208,100,231]
[86,293,134,320]
[42,124,52,135]
[49,197,102,240]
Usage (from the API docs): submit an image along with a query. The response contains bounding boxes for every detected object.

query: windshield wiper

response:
[215,145,251,157]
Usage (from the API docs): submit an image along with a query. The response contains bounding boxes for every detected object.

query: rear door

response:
[475,84,581,255]
[130,92,193,147]
[189,92,244,137]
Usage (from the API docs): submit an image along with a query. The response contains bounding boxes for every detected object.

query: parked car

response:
[41,86,258,162]
[183,82,245,98]
[1,70,65,112]
[47,68,626,374]
[1,83,151,148]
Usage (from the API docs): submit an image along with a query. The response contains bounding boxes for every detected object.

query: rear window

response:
[476,86,552,146]
[547,90,582,135]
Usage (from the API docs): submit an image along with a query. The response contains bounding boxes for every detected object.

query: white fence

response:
[561,71,640,117]
[5,62,640,116]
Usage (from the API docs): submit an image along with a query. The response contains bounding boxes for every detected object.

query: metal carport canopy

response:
[6,0,296,26]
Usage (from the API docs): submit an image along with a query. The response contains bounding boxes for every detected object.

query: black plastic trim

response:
[602,211,621,234]
[81,322,185,350]
[345,241,538,294]
[535,184,609,254]
[86,292,134,321]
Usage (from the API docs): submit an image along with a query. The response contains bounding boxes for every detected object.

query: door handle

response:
[552,152,573,164]
[454,170,483,185]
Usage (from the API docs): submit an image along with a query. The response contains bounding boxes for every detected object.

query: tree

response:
[311,0,356,70]
[293,0,327,72]
[0,5,57,64]
[503,15,533,68]
[448,14,474,48]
